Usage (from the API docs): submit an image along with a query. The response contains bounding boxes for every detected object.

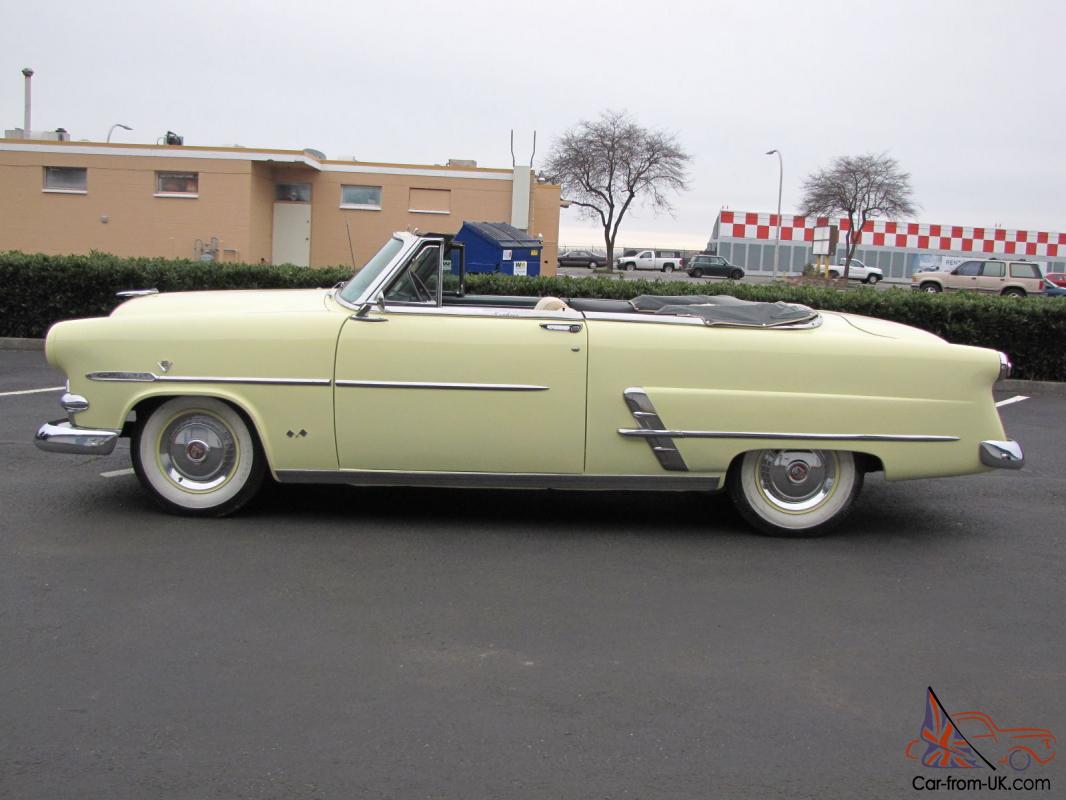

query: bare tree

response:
[543,110,690,269]
[800,153,917,279]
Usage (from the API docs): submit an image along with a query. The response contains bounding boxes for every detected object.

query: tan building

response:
[0,139,561,273]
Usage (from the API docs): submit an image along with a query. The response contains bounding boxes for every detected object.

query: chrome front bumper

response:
[35,420,120,455]
[979,440,1024,470]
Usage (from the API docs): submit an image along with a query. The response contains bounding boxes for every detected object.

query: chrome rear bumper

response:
[35,420,120,455]
[979,440,1024,470]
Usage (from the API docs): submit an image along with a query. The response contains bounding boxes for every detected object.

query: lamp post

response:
[107,123,133,143]
[765,149,783,280]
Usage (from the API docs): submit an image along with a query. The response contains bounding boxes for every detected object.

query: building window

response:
[409,187,451,214]
[275,183,311,202]
[155,172,199,197]
[340,185,382,210]
[43,166,87,193]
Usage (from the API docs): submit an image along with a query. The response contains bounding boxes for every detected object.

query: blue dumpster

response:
[453,222,542,276]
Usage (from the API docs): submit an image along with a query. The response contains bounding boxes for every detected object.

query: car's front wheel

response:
[727,449,863,537]
[588,260,597,268]
[132,396,266,516]
[730,269,744,280]
[920,282,942,293]
[865,274,881,284]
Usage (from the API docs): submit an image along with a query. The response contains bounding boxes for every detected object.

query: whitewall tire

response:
[132,396,266,516]
[728,449,862,537]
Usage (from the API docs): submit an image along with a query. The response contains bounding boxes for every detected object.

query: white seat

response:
[533,296,572,312]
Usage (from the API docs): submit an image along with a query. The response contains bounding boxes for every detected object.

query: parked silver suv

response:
[911,259,1044,297]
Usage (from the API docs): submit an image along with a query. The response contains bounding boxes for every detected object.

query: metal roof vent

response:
[303,148,326,160]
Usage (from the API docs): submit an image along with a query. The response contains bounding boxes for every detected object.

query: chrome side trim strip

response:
[583,311,822,330]
[617,429,960,443]
[275,470,719,492]
[979,439,1024,469]
[622,388,689,471]
[87,372,331,386]
[383,304,584,321]
[335,380,548,391]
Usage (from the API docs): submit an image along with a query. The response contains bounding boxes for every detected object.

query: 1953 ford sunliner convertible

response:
[35,231,1024,536]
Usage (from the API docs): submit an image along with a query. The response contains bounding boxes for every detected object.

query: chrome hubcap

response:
[757,450,836,512]
[159,413,237,491]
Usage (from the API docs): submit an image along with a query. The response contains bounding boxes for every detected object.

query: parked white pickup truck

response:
[827,258,883,284]
[615,249,684,272]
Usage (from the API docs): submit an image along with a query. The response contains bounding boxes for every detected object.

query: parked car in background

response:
[687,255,745,280]
[827,258,884,284]
[911,259,1044,297]
[35,231,1023,538]
[615,249,684,272]
[558,250,608,268]
[1043,279,1066,297]
[1045,272,1066,288]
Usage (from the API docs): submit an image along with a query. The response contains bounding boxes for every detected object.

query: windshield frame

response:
[336,233,420,308]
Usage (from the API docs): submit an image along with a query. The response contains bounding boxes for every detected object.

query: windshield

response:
[338,237,406,303]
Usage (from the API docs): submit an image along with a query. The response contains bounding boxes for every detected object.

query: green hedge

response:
[2,251,1063,381]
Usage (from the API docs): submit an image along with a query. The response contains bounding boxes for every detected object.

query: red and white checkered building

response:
[710,211,1065,279]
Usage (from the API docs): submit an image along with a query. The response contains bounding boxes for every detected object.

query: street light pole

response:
[765,149,783,280]
[107,123,133,143]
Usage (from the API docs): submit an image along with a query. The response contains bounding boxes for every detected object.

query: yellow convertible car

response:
[35,231,1024,536]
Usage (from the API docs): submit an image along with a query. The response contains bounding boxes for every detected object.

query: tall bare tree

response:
[543,110,690,269]
[800,153,916,279]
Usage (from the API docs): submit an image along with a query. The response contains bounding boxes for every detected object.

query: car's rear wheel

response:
[691,268,704,278]
[865,274,881,284]
[1002,287,1026,298]
[920,282,942,293]
[588,260,597,268]
[829,270,841,279]
[132,396,265,516]
[663,264,674,273]
[730,269,744,280]
[727,449,862,537]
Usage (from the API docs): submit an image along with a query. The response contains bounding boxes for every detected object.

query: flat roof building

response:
[710,210,1066,280]
[0,139,561,272]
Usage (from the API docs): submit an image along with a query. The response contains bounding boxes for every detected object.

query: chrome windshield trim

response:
[87,372,331,386]
[335,380,548,391]
[334,232,423,311]
[275,470,719,492]
[617,429,960,443]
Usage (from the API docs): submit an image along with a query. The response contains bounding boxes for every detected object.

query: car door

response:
[708,257,728,276]
[636,250,655,270]
[949,260,982,291]
[334,240,589,474]
[977,260,1006,293]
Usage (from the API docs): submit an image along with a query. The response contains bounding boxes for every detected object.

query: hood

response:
[111,288,335,317]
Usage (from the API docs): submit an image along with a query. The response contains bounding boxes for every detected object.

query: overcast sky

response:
[3,0,1063,250]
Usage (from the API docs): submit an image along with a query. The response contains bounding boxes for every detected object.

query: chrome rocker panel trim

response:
[35,420,120,455]
[275,470,719,492]
[979,440,1024,469]
[87,372,331,386]
[334,380,548,391]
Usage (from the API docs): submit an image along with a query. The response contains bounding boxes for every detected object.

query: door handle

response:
[540,323,582,333]
[350,314,388,322]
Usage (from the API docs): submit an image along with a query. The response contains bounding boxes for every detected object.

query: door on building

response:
[272,183,311,266]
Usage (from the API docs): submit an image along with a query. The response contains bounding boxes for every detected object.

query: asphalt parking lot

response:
[2,349,1063,799]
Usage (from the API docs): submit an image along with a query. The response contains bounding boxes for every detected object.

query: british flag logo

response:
[918,688,996,770]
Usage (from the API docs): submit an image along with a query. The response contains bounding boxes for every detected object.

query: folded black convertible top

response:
[630,294,818,327]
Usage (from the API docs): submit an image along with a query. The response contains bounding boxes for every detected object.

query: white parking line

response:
[996,395,1030,408]
[0,385,64,397]
[100,468,135,479]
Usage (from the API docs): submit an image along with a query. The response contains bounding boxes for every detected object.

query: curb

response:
[0,337,44,351]
[998,378,1066,396]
